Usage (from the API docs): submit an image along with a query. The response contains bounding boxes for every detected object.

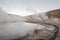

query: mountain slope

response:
[46,9,60,18]
[25,9,60,26]
[25,9,60,40]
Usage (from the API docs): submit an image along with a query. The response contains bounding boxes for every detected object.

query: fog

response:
[0,22,39,39]
[0,7,37,39]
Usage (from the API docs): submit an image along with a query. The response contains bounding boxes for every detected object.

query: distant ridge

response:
[46,9,60,18]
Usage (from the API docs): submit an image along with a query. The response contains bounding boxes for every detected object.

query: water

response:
[0,21,55,40]
[0,22,39,39]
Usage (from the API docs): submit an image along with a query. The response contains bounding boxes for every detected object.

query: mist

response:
[0,8,41,39]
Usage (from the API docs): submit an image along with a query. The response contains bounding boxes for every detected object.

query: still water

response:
[0,21,54,40]
[0,22,42,39]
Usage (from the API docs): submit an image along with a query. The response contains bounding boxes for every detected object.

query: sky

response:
[0,0,60,16]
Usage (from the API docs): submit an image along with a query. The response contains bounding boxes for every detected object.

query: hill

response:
[25,9,60,40]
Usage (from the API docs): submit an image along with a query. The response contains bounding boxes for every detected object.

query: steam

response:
[0,8,39,40]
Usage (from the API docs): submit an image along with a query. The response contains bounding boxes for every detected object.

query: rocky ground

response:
[24,9,60,40]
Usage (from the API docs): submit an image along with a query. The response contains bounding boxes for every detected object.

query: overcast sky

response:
[0,0,60,16]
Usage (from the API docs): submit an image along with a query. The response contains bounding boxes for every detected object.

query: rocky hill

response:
[24,9,60,40]
[46,9,60,18]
